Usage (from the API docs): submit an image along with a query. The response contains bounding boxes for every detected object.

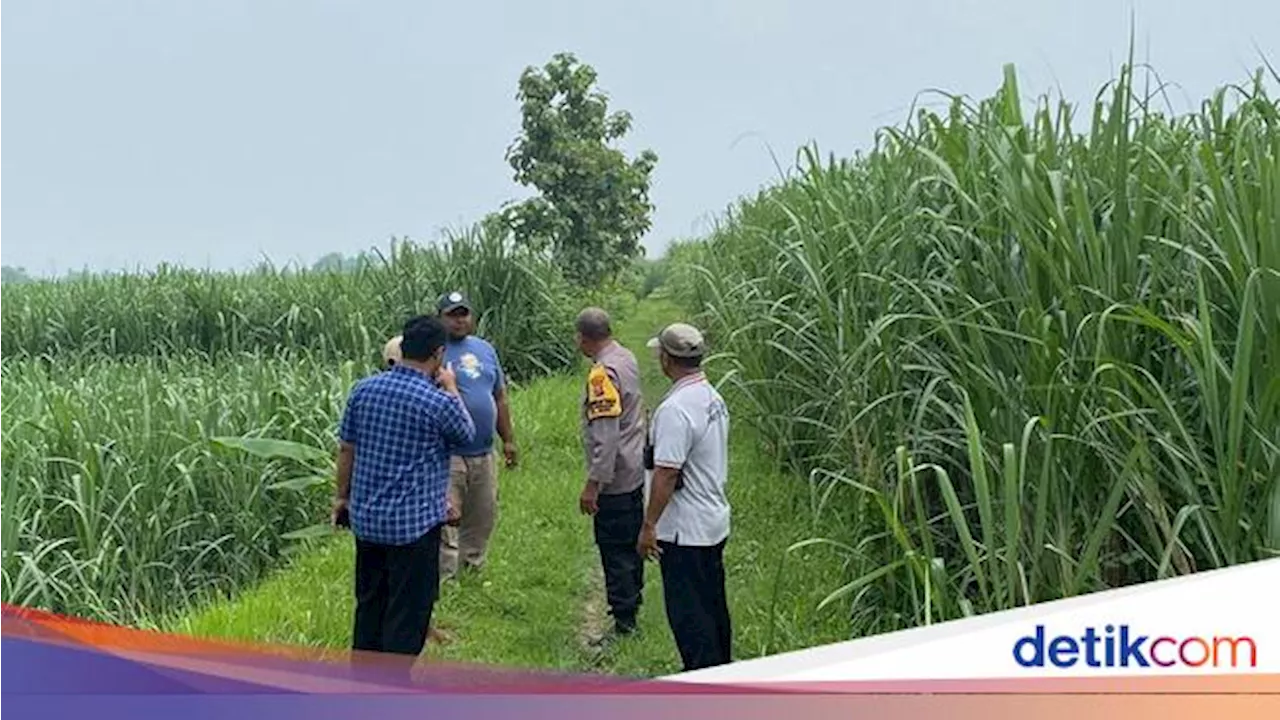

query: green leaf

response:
[210,436,330,465]
[266,475,332,492]
[281,523,337,541]
[935,465,990,604]
[816,560,906,613]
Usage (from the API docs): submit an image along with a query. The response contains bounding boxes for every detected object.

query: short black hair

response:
[400,315,447,361]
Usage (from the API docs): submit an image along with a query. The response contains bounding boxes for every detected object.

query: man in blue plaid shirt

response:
[332,314,475,663]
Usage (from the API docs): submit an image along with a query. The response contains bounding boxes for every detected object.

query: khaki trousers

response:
[440,453,498,578]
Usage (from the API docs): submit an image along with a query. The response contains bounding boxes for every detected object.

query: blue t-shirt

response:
[444,336,505,457]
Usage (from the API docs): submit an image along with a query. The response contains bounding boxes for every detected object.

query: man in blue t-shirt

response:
[436,290,518,580]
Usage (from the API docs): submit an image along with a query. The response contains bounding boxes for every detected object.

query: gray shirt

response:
[580,341,646,495]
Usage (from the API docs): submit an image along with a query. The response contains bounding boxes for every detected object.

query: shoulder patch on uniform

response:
[586,363,622,420]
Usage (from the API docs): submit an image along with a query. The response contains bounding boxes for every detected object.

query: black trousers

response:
[352,524,442,660]
[658,538,732,671]
[593,487,645,626]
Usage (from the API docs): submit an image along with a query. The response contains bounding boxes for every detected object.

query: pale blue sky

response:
[3,0,1277,277]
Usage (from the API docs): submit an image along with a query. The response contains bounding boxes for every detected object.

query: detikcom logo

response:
[1013,625,1257,669]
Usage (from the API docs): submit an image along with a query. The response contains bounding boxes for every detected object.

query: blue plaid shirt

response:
[338,364,476,545]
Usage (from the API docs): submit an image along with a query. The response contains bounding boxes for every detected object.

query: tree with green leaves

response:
[501,52,658,288]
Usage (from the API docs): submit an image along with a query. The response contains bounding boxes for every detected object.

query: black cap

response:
[436,291,472,314]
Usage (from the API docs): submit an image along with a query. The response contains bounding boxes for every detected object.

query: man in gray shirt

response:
[576,307,647,637]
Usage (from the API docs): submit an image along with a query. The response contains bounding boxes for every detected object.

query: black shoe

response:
[614,616,637,636]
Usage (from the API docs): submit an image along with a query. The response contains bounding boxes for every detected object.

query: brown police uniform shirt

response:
[581,340,646,496]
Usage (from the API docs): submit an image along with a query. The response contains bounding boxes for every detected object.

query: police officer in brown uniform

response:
[575,307,647,637]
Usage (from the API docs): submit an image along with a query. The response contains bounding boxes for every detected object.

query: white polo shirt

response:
[649,372,730,546]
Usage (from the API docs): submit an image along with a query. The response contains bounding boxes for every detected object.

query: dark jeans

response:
[593,487,645,627]
[352,524,443,664]
[658,537,732,671]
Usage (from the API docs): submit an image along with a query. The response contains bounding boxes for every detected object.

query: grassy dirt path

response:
[171,295,852,677]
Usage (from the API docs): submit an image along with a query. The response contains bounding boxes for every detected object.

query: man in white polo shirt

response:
[638,322,732,672]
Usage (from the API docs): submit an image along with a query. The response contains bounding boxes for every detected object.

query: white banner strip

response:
[666,558,1280,682]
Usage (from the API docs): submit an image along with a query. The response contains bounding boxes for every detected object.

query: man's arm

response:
[492,350,514,442]
[335,441,355,501]
[333,387,361,524]
[495,385,514,445]
[638,405,692,558]
[495,387,520,468]
[645,406,692,522]
[644,466,680,527]
[585,365,623,487]
[487,345,518,466]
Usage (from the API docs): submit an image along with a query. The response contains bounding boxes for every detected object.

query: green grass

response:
[0,223,583,383]
[1,352,365,625]
[169,295,852,676]
[0,223,639,628]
